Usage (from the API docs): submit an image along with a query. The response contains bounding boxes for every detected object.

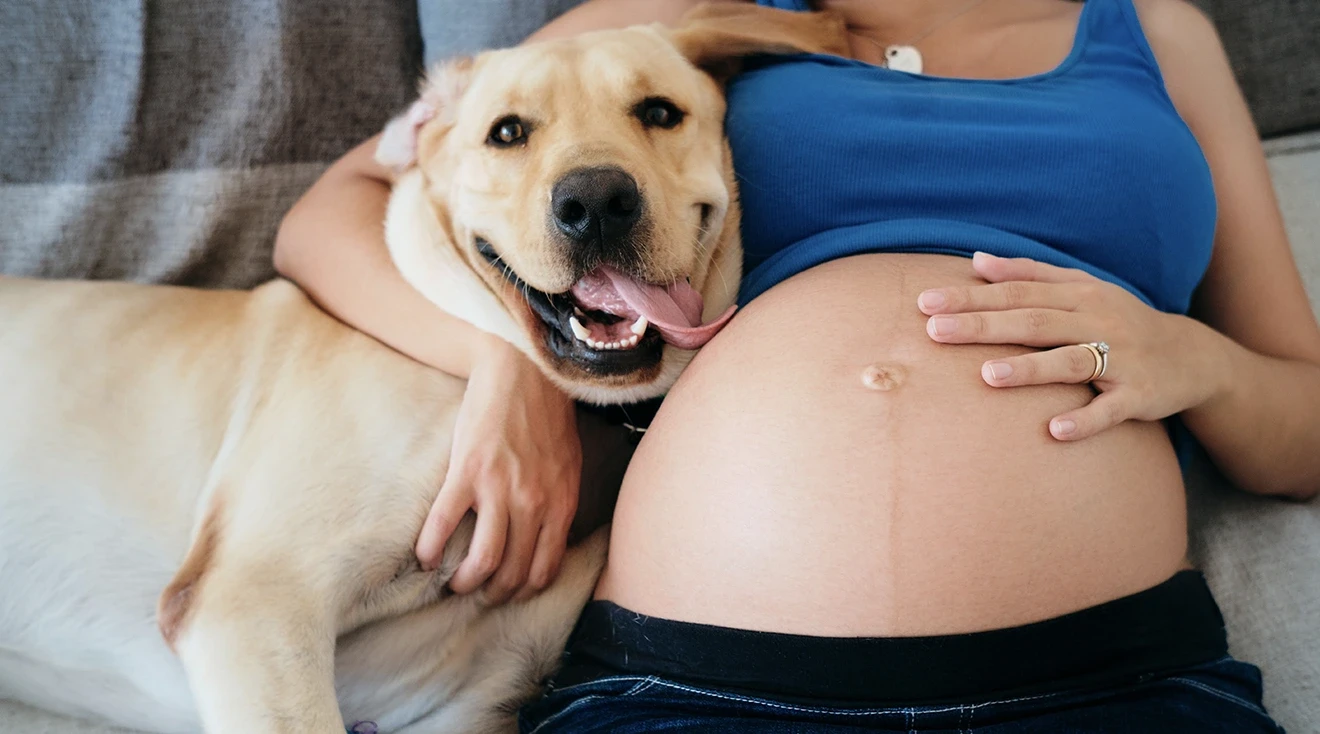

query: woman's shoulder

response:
[1128,0,1229,84]
[1127,0,1241,134]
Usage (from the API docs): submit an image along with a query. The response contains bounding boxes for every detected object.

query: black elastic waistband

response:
[555,571,1228,706]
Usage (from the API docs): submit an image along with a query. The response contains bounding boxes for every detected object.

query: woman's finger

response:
[415,480,474,571]
[514,513,573,603]
[482,497,542,605]
[927,308,1095,347]
[972,252,1096,284]
[981,344,1107,387]
[448,497,509,594]
[918,281,1083,316]
[1050,391,1133,441]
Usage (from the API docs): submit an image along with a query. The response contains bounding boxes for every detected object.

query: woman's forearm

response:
[1182,323,1320,500]
[274,135,508,379]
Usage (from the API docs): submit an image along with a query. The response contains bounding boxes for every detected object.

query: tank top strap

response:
[1075,0,1167,86]
[754,0,811,10]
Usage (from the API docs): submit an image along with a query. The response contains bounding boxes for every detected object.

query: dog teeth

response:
[571,312,648,352]
[580,333,643,352]
[569,316,591,342]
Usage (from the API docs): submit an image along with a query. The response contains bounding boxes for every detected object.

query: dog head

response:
[379,4,846,403]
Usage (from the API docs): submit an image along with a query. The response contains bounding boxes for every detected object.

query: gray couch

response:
[1,0,1317,731]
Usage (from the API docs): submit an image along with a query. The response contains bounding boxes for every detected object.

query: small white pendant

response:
[884,45,924,74]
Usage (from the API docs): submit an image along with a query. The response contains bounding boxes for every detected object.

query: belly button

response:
[861,364,904,391]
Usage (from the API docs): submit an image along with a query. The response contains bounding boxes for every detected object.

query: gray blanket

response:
[0,0,421,287]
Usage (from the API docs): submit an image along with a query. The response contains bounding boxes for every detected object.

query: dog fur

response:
[0,6,845,733]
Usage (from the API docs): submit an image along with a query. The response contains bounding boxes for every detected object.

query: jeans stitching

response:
[634,678,1072,717]
[623,677,659,697]
[527,694,606,734]
[541,675,652,696]
[644,679,892,716]
[1166,677,1270,717]
[526,677,656,733]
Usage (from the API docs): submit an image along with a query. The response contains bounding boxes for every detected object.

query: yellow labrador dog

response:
[0,6,844,733]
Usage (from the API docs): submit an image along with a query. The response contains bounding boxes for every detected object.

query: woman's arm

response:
[1141,0,1320,500]
[274,135,507,377]
[275,133,584,601]
[274,0,723,601]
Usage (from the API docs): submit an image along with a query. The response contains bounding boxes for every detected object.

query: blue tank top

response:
[730,0,1216,314]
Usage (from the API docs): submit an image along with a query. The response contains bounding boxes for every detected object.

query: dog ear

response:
[669,3,849,82]
[375,57,475,172]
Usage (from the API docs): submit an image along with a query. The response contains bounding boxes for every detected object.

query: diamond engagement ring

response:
[1080,341,1110,382]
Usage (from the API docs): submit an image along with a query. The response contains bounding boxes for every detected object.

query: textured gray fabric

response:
[1191,0,1320,137]
[419,0,586,64]
[1266,131,1320,321]
[0,0,422,287]
[0,164,328,286]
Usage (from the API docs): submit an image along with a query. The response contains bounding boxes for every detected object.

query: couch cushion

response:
[420,0,585,64]
[1264,131,1320,309]
[1192,0,1320,138]
[0,0,423,288]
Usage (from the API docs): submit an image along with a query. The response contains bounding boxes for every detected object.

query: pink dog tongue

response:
[569,266,736,350]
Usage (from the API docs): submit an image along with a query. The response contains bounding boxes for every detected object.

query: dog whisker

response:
[691,231,734,299]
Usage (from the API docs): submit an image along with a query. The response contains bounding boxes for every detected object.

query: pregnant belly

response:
[595,254,1189,636]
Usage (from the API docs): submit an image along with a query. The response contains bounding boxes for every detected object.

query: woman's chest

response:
[724,58,1216,313]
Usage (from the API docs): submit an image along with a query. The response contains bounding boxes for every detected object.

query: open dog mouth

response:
[476,238,735,375]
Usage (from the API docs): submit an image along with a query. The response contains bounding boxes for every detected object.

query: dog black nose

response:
[551,166,642,246]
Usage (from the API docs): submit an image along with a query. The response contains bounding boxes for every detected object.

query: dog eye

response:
[487,116,528,147]
[636,98,684,129]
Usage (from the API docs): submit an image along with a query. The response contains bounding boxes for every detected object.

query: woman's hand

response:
[918,252,1231,441]
[415,337,581,604]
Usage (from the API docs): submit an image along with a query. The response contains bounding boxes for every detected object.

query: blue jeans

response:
[519,657,1282,733]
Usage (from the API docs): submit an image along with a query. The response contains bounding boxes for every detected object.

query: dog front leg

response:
[169,566,345,734]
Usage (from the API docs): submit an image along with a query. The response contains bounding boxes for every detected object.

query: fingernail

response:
[985,362,1013,381]
[1052,419,1076,437]
[918,290,946,311]
[928,316,957,337]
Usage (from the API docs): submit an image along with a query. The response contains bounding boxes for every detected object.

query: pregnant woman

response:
[276,0,1320,730]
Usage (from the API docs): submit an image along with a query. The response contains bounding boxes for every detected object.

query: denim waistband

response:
[553,571,1228,707]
